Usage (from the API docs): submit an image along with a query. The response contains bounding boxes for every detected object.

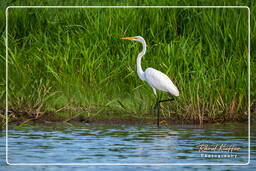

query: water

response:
[1,123,255,170]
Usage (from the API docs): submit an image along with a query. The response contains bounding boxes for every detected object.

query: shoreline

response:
[1,108,249,128]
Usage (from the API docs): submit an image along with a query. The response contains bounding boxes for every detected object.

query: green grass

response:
[0,0,255,125]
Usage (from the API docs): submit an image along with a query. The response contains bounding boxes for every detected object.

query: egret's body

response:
[121,36,179,127]
[122,36,179,97]
[144,67,179,96]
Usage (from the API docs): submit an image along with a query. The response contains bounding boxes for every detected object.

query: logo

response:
[196,143,241,159]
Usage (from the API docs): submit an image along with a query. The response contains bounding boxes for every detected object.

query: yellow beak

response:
[121,37,136,40]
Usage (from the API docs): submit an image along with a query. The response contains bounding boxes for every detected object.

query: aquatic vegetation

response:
[0,0,254,125]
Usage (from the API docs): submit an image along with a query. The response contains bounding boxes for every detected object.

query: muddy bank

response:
[0,107,250,128]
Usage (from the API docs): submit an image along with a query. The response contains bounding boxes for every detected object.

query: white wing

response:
[144,67,179,96]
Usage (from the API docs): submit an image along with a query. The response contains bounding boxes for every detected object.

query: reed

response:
[0,0,254,124]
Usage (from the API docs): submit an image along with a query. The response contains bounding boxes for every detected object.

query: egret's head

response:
[121,36,144,42]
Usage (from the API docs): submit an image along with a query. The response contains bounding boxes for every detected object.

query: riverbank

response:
[1,0,254,128]
[1,105,250,128]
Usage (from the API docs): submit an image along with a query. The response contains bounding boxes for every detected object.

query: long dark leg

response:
[155,97,175,128]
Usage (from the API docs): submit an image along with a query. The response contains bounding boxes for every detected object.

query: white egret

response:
[121,36,179,127]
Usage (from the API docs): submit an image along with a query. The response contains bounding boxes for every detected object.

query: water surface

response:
[1,123,255,170]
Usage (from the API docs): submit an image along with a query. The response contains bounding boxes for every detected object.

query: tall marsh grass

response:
[1,0,254,123]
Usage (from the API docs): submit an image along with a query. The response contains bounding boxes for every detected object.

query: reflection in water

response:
[1,123,254,170]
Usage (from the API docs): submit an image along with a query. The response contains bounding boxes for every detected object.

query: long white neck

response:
[137,39,146,81]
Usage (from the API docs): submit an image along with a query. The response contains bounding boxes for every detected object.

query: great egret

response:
[121,36,179,127]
